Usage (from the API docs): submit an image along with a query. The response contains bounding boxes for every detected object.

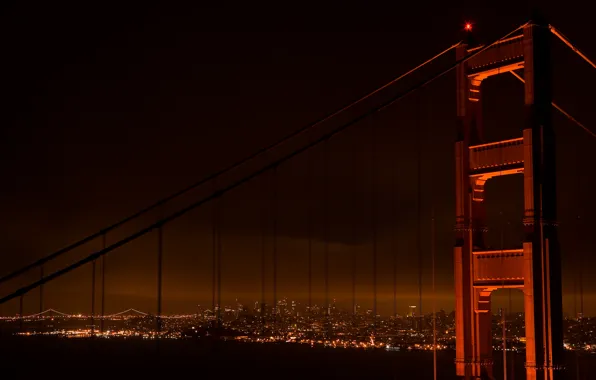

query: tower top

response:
[461,21,479,48]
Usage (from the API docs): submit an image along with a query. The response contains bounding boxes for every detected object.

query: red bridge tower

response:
[453,21,564,379]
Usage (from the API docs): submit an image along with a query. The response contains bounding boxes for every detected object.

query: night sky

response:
[1,2,594,317]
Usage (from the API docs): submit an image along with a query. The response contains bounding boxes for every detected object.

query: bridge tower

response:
[453,21,564,380]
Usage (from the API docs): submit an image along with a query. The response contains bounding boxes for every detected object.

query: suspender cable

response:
[576,145,584,380]
[211,186,216,321]
[1,22,530,306]
[91,259,96,337]
[431,207,437,380]
[573,263,578,319]
[549,25,596,70]
[577,189,584,321]
[427,93,436,378]
[211,181,218,327]
[510,222,516,380]
[575,145,581,378]
[39,264,44,332]
[393,242,397,317]
[272,166,278,334]
[352,131,358,319]
[352,240,356,318]
[39,265,43,313]
[371,119,378,337]
[307,153,313,317]
[39,265,44,314]
[503,213,514,380]
[573,140,584,380]
[19,295,24,332]
[217,200,222,330]
[496,145,508,379]
[500,209,507,380]
[261,178,267,334]
[416,100,423,330]
[575,194,581,380]
[393,165,397,319]
[509,288,514,380]
[502,305,508,379]
[323,141,330,337]
[156,225,163,335]
[100,234,106,334]
[579,222,584,319]
[427,94,436,379]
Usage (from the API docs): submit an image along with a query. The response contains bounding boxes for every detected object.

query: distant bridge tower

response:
[453,21,564,379]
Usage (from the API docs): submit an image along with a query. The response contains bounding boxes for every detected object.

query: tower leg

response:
[455,247,466,377]
[523,238,564,380]
[523,241,538,380]
[459,289,494,379]
[474,290,493,379]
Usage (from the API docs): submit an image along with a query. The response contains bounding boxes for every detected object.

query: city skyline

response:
[1,289,591,318]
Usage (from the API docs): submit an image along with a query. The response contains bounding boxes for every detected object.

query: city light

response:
[2,302,593,354]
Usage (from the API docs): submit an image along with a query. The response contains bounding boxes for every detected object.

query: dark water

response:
[0,337,594,379]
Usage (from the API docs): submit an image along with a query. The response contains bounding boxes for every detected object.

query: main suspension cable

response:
[0,22,528,306]
[0,42,462,287]
[549,25,596,70]
[510,70,596,138]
